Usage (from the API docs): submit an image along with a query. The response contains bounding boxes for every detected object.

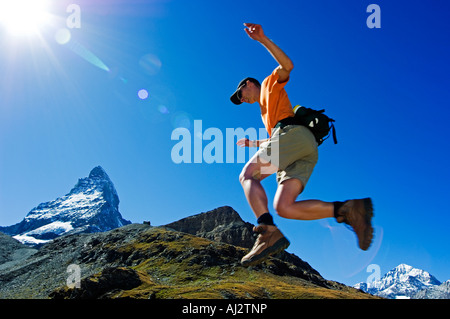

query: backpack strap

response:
[330,122,338,144]
[323,118,337,144]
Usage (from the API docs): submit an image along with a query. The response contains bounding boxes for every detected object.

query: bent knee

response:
[239,170,246,184]
[239,167,262,184]
[274,201,292,218]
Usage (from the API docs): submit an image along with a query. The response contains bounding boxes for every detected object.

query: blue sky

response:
[0,0,449,286]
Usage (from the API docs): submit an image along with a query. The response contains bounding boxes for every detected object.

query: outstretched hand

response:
[244,23,266,42]
[236,138,252,148]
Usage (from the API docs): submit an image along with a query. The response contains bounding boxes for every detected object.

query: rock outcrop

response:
[165,206,255,249]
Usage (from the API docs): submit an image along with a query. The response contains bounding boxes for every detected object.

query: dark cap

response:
[230,77,259,105]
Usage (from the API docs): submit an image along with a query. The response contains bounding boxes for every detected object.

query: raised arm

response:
[244,23,294,83]
[236,138,269,148]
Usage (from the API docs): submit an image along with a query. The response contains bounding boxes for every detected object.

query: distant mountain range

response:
[1,166,447,299]
[2,167,371,299]
[354,263,450,299]
[0,166,130,246]
[0,205,375,299]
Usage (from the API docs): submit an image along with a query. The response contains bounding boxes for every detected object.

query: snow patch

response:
[24,221,74,236]
[13,234,50,246]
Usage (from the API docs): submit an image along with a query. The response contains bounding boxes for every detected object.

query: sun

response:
[0,0,50,36]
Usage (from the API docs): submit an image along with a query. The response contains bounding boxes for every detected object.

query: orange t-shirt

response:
[259,68,294,136]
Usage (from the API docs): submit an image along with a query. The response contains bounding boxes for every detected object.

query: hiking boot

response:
[241,224,290,267]
[336,198,374,250]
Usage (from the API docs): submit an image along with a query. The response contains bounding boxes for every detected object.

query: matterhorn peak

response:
[0,166,130,246]
[71,166,119,209]
[88,166,110,180]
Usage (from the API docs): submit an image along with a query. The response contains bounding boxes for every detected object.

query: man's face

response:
[238,81,258,104]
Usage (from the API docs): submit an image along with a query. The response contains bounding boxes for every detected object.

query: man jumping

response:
[230,23,374,267]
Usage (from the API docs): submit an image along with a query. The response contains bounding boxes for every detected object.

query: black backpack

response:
[293,105,337,146]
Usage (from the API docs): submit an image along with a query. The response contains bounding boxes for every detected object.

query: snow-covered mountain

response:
[0,166,131,246]
[412,280,450,299]
[354,264,443,299]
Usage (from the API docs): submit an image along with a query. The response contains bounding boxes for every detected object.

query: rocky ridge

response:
[165,206,255,249]
[0,207,375,299]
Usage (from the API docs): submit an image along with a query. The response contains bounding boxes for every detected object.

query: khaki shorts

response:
[258,125,319,186]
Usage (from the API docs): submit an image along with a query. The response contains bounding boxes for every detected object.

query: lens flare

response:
[139,54,162,75]
[138,89,149,100]
[319,219,384,280]
[171,111,192,129]
[158,105,169,114]
[65,40,110,72]
[55,28,71,45]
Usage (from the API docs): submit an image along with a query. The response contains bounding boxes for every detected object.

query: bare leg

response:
[239,154,278,218]
[273,178,334,220]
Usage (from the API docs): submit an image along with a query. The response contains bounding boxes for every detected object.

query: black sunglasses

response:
[236,82,247,100]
